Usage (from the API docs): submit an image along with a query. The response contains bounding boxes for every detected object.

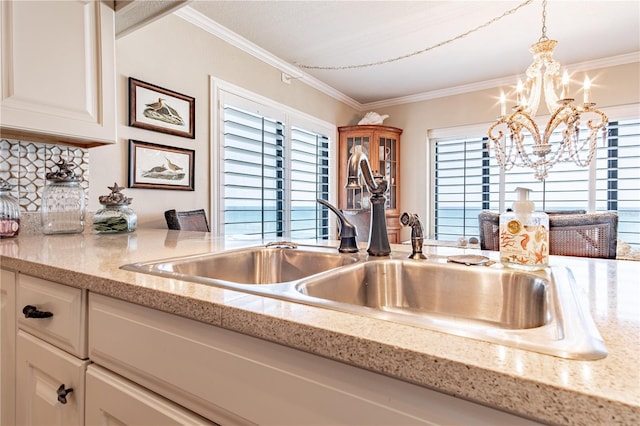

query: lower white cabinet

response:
[0,268,16,426]
[89,293,541,426]
[16,331,89,426]
[85,364,216,426]
[7,273,541,425]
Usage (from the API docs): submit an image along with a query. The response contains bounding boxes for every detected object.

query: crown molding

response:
[116,0,192,39]
[364,52,640,110]
[175,6,639,112]
[174,7,362,110]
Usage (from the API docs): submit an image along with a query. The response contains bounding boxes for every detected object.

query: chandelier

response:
[487,0,608,181]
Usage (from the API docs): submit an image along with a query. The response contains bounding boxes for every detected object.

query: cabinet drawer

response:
[17,274,87,358]
[86,365,217,426]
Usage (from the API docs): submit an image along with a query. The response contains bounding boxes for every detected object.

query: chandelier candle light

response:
[488,0,608,181]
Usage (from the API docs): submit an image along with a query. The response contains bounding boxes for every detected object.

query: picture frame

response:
[129,77,195,139]
[128,140,195,191]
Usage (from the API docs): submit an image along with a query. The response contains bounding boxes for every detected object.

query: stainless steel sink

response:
[294,259,606,360]
[122,244,361,285]
[295,260,547,330]
[122,245,607,360]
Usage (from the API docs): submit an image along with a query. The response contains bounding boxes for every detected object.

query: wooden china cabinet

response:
[338,125,402,244]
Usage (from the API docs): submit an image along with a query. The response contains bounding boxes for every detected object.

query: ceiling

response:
[128,1,640,108]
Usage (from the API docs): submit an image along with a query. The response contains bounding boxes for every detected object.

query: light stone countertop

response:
[1,229,638,425]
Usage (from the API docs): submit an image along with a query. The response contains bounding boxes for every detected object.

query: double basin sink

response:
[122,243,607,360]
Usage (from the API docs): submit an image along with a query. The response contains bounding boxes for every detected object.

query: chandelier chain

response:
[539,0,549,41]
[297,0,534,71]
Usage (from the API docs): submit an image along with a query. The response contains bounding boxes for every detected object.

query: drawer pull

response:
[22,305,54,319]
[56,384,74,404]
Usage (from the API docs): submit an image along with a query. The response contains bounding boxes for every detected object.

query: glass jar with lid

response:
[93,183,137,234]
[41,159,86,234]
[0,178,20,238]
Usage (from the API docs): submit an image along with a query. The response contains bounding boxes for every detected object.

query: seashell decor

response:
[358,112,389,125]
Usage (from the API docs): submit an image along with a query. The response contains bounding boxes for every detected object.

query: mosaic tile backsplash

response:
[0,139,89,212]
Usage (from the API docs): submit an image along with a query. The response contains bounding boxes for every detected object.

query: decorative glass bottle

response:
[0,178,20,238]
[41,159,86,235]
[93,183,137,234]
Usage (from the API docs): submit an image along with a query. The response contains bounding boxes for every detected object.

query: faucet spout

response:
[345,146,390,256]
[316,199,359,253]
[346,146,380,194]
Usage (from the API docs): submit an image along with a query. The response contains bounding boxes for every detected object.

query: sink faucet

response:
[345,145,391,256]
[400,212,427,259]
[316,199,359,253]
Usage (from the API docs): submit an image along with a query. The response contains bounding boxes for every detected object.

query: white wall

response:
[89,14,358,229]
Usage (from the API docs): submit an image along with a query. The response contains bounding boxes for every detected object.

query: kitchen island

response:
[1,229,638,425]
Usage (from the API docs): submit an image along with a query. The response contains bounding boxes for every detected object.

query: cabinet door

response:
[0,0,116,146]
[1,269,16,426]
[16,331,89,426]
[86,365,217,426]
[377,132,399,211]
[340,130,373,210]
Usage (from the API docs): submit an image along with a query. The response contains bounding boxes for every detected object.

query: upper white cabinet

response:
[0,0,116,147]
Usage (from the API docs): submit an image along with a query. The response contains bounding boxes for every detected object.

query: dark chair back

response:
[548,213,618,259]
[164,209,210,232]
[478,211,500,251]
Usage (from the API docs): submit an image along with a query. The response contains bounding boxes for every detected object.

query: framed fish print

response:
[128,140,195,191]
[129,77,195,139]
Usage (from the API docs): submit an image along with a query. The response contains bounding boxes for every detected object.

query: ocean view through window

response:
[431,117,640,249]
[218,93,333,240]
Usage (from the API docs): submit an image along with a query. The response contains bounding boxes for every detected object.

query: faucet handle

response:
[370,174,388,196]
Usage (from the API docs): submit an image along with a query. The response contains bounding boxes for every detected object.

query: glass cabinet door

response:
[345,136,370,210]
[378,136,397,210]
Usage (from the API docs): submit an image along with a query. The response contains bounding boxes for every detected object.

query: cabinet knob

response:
[22,305,53,319]
[56,384,74,404]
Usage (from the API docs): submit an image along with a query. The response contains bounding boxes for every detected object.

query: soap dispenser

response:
[499,187,549,271]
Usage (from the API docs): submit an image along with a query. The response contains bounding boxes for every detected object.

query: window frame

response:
[211,78,337,238]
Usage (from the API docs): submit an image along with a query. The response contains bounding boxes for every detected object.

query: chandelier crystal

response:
[487,0,608,181]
